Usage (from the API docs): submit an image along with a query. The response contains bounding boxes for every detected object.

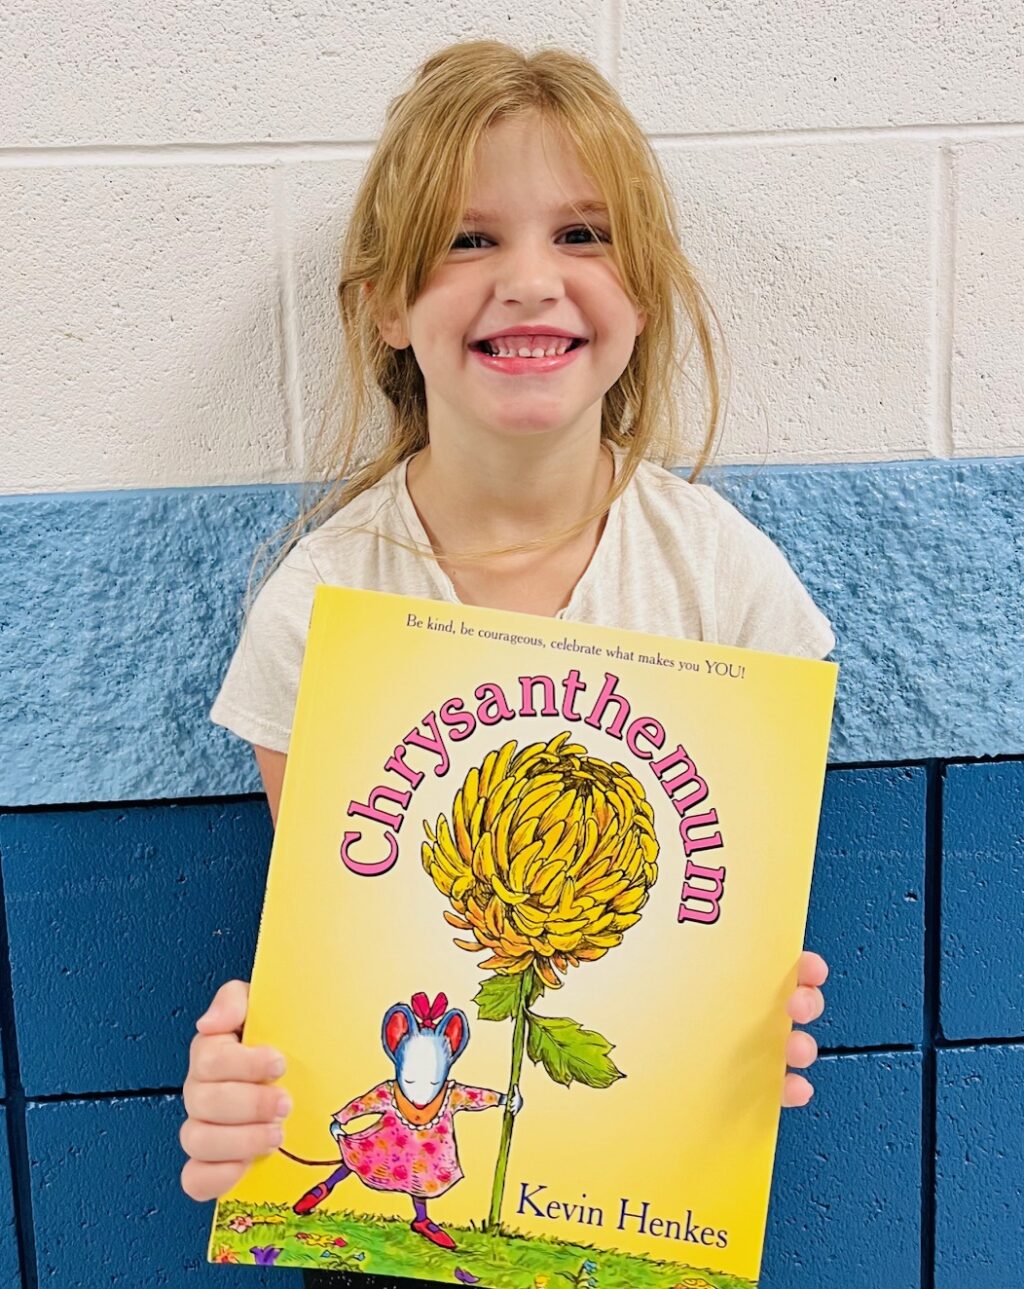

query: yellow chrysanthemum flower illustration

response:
[422,731,660,989]
[422,730,661,1231]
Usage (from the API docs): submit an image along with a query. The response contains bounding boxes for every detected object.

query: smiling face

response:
[377,110,646,448]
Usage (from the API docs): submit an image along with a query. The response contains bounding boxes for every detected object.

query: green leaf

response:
[525,1013,625,1089]
[474,973,524,1022]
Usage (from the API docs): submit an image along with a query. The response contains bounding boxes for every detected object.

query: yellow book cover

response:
[209,585,838,1286]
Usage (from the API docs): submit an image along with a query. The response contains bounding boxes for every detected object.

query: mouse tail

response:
[277,1147,340,1166]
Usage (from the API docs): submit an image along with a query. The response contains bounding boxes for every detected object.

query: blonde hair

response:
[241,38,729,622]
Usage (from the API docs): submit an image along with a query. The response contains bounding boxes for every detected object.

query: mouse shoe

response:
[410,1215,457,1250]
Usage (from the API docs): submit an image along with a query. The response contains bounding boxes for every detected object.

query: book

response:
[209,585,838,1286]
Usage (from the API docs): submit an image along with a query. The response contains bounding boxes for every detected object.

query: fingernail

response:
[269,1054,286,1078]
[275,1093,292,1118]
[269,1124,284,1147]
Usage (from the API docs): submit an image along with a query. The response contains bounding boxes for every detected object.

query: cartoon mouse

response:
[291,991,523,1250]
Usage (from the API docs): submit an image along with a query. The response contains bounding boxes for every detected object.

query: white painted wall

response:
[1,2,1021,492]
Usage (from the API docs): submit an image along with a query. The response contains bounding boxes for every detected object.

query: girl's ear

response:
[382,1003,415,1059]
[437,1009,470,1064]
[363,280,409,349]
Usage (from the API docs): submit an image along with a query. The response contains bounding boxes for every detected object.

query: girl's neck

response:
[405,432,613,554]
[404,433,615,618]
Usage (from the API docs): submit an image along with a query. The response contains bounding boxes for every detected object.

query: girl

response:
[180,39,833,1288]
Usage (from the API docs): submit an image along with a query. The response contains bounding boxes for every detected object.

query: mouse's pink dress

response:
[333,1079,501,1198]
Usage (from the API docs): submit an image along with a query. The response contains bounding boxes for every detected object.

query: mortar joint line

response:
[930,144,957,459]
[1,121,1024,169]
[598,0,622,86]
[0,843,40,1289]
[272,164,305,476]
[919,758,944,1289]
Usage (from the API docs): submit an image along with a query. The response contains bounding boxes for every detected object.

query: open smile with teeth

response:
[471,333,586,358]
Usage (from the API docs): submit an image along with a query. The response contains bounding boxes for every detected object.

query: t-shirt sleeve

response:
[208,539,323,752]
[702,486,836,660]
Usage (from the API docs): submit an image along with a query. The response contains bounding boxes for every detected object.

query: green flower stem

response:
[487,969,531,1232]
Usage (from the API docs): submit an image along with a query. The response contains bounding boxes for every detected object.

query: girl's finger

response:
[797,950,829,988]
[188,1033,285,1084]
[785,1029,818,1069]
[180,1157,250,1203]
[781,1072,814,1109]
[787,984,825,1025]
[179,1117,283,1165]
[195,979,250,1036]
[183,1079,291,1127]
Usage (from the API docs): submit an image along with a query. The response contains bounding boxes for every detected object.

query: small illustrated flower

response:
[228,1214,254,1233]
[422,733,659,989]
[582,1262,597,1273]
[454,1271,481,1284]
[212,1244,239,1263]
[296,1232,347,1248]
[250,1246,283,1265]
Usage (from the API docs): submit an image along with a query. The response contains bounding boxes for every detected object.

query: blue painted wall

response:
[0,458,1021,1285]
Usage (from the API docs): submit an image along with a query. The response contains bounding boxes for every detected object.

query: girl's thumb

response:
[196,979,249,1033]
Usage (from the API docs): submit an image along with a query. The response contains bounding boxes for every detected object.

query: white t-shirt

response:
[209,446,836,753]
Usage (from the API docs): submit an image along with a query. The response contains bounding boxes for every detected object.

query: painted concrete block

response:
[1,484,299,807]
[655,139,935,463]
[0,1107,21,1287]
[0,164,287,493]
[0,801,272,1096]
[620,1,1024,134]
[711,457,1024,766]
[941,761,1024,1040]
[806,767,925,1050]
[2,6,604,147]
[285,159,375,462]
[761,1050,922,1287]
[952,140,1024,457]
[26,1093,295,1285]
[2,460,1022,809]
[935,1044,1024,1288]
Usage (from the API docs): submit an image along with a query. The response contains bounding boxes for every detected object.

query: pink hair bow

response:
[411,992,448,1030]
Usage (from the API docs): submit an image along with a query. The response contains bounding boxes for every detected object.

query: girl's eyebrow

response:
[461,200,609,221]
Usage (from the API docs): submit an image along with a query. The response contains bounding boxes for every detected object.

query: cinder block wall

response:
[1,7,1022,1286]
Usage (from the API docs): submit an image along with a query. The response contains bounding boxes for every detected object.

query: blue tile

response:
[941,761,1024,1040]
[805,767,926,1048]
[0,801,271,1096]
[26,1093,298,1286]
[762,1050,922,1287]
[936,1044,1024,1288]
[0,1108,21,1286]
[2,458,1023,808]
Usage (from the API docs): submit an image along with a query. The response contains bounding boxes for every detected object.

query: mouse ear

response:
[437,1008,470,1063]
[382,1003,414,1057]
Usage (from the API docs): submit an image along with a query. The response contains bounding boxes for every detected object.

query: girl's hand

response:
[179,979,291,1202]
[781,950,828,1109]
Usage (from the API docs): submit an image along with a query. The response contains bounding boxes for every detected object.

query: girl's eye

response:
[450,225,611,251]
